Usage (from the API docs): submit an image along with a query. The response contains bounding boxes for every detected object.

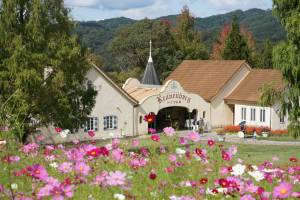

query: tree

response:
[261,0,300,138]
[221,16,252,63]
[173,6,208,60]
[211,23,231,59]
[109,19,181,80]
[0,0,96,141]
[256,40,273,68]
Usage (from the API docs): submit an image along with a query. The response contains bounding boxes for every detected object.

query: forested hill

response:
[75,8,285,71]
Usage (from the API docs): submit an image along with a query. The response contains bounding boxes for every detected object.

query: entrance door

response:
[156,107,189,131]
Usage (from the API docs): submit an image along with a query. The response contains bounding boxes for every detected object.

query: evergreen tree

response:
[261,0,300,138]
[257,40,273,68]
[221,16,251,63]
[174,6,208,60]
[0,0,96,141]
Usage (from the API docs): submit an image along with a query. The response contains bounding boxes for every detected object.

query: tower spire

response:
[148,40,153,63]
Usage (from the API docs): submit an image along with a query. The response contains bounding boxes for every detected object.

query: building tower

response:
[141,40,160,85]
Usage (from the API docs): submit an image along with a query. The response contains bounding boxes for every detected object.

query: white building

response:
[36,42,287,143]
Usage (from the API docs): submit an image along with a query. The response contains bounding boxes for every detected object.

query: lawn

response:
[258,135,300,142]
[0,130,300,200]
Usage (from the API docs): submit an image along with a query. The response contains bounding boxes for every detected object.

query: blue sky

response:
[64,0,272,21]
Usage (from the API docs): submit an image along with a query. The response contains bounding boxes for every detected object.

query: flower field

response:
[0,129,300,200]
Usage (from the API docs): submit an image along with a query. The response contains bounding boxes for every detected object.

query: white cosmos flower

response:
[231,164,246,176]
[248,170,264,182]
[11,183,18,190]
[175,148,186,155]
[60,129,70,138]
[49,162,58,168]
[113,193,125,200]
[206,188,217,196]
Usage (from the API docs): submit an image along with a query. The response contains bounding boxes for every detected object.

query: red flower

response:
[149,172,157,180]
[212,188,219,194]
[199,178,208,184]
[55,127,62,133]
[87,148,101,157]
[290,157,298,162]
[218,178,229,188]
[195,148,202,156]
[207,139,215,147]
[88,130,95,137]
[144,113,155,123]
[99,147,109,157]
[151,134,160,142]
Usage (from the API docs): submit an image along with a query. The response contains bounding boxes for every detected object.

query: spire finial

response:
[148,40,153,63]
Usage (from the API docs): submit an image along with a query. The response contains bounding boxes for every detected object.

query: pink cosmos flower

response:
[131,139,140,147]
[163,127,175,136]
[112,148,124,163]
[240,194,255,200]
[112,138,120,149]
[93,171,108,186]
[220,166,229,176]
[273,182,293,199]
[0,184,4,193]
[74,162,90,176]
[151,134,160,142]
[148,128,156,134]
[2,155,20,164]
[186,132,200,142]
[139,147,150,157]
[130,157,147,169]
[168,154,177,163]
[65,148,84,162]
[105,171,127,186]
[38,183,73,200]
[27,164,48,181]
[58,162,73,174]
[21,143,39,155]
[272,156,279,161]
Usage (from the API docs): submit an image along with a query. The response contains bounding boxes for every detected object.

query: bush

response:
[270,129,288,136]
[223,125,241,133]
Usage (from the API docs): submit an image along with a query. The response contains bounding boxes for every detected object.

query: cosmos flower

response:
[163,127,175,137]
[74,162,90,176]
[88,130,95,137]
[114,193,126,200]
[149,171,157,180]
[58,162,73,174]
[240,194,255,200]
[289,157,298,162]
[231,164,246,176]
[26,164,48,181]
[186,132,200,142]
[105,171,127,186]
[207,138,215,147]
[272,182,293,199]
[144,113,155,123]
[131,139,140,147]
[112,148,124,163]
[151,134,160,142]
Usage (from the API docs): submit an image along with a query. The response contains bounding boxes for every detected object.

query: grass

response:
[0,133,300,199]
[258,135,300,142]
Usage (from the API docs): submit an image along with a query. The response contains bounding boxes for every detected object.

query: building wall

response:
[83,67,135,138]
[210,64,251,127]
[234,103,288,129]
[136,80,211,135]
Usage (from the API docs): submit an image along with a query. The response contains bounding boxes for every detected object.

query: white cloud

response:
[206,0,270,9]
[65,0,156,10]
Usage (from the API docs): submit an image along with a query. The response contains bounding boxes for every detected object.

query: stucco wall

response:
[136,80,211,134]
[210,64,251,127]
[271,103,288,130]
[82,67,135,137]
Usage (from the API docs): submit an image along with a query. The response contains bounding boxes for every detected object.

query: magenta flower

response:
[186,132,200,142]
[273,182,293,199]
[65,148,84,162]
[130,157,147,169]
[105,171,127,186]
[179,137,188,145]
[112,138,120,149]
[168,154,177,163]
[151,134,160,142]
[27,164,48,181]
[58,162,73,174]
[240,194,255,200]
[163,127,175,136]
[148,128,156,134]
[74,162,90,176]
[88,130,95,137]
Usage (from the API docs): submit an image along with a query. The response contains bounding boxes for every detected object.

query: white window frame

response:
[241,107,247,121]
[85,117,98,131]
[103,115,118,130]
[250,108,256,121]
[260,109,266,122]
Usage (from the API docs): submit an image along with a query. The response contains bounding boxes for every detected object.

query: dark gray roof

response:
[141,61,160,85]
